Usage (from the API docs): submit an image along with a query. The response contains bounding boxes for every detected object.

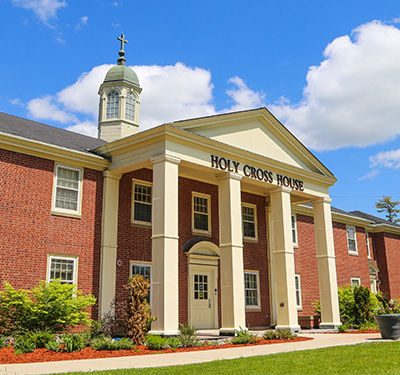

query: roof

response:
[350,210,400,228]
[0,112,108,154]
[104,65,140,87]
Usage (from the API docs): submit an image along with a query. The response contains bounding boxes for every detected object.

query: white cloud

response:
[370,149,400,169]
[359,169,380,180]
[27,95,77,123]
[224,77,265,112]
[12,0,67,23]
[66,121,97,137]
[270,21,400,151]
[75,16,88,30]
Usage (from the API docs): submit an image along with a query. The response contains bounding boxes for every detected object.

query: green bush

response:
[232,327,257,345]
[145,335,168,350]
[24,330,55,348]
[0,280,96,335]
[61,333,86,353]
[338,324,348,333]
[178,323,199,347]
[14,338,36,355]
[0,335,6,348]
[45,339,62,352]
[263,330,278,340]
[167,337,181,349]
[275,330,297,340]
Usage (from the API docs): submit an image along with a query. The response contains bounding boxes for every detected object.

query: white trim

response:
[51,164,83,218]
[131,179,152,226]
[295,274,302,309]
[366,232,371,259]
[192,192,211,235]
[244,270,261,311]
[346,225,358,255]
[242,202,258,241]
[47,254,78,285]
[351,277,361,288]
[291,214,298,246]
[130,261,152,305]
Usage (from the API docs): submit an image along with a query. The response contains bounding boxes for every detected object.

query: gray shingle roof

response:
[0,112,108,154]
[350,210,400,227]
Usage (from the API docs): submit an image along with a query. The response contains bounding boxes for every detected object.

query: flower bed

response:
[0,337,312,365]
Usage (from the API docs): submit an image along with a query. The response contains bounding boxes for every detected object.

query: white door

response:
[189,267,217,329]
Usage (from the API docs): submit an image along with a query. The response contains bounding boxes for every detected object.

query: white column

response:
[270,187,300,332]
[149,154,181,336]
[217,173,246,335]
[313,197,341,329]
[99,171,121,318]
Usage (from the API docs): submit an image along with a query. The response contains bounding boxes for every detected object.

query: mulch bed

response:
[0,337,312,365]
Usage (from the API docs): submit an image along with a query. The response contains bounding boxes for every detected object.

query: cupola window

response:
[125,92,135,121]
[106,91,119,119]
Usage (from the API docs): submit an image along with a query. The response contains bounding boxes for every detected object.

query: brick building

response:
[1,39,400,334]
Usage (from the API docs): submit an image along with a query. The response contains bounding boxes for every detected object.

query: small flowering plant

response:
[375,293,400,315]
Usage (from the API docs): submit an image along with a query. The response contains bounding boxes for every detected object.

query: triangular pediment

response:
[172,108,333,177]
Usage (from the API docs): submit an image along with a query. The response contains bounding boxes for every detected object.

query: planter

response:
[374,314,400,340]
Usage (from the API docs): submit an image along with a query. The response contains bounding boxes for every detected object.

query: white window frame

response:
[244,270,261,310]
[131,180,152,226]
[242,203,258,241]
[47,255,78,285]
[106,90,120,119]
[346,225,358,255]
[192,192,211,235]
[130,261,152,305]
[125,91,136,122]
[366,232,371,259]
[295,274,302,309]
[51,164,83,218]
[291,214,298,246]
[351,277,361,288]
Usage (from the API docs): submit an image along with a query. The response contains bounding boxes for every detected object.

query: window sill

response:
[192,230,212,237]
[243,237,258,243]
[348,251,359,256]
[245,306,261,312]
[131,221,152,229]
[51,210,81,219]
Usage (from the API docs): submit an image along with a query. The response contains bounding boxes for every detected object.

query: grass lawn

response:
[54,341,400,375]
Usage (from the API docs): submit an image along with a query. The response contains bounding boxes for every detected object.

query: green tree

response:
[375,196,400,223]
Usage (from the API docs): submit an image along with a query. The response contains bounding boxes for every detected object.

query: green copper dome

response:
[104,65,140,87]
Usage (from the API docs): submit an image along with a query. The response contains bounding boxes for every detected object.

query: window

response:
[291,214,298,245]
[132,181,152,224]
[366,232,371,258]
[295,274,302,308]
[192,193,211,233]
[125,92,135,121]
[106,91,119,119]
[130,262,151,303]
[351,277,361,288]
[48,255,77,284]
[52,165,82,216]
[346,225,358,254]
[242,203,257,239]
[244,271,260,309]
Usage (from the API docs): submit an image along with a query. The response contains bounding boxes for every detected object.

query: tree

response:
[375,196,400,223]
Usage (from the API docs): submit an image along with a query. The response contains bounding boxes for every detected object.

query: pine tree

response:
[375,196,400,223]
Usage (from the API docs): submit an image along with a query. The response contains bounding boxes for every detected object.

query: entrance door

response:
[189,267,217,329]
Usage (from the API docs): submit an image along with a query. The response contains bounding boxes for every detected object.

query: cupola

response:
[98,34,142,142]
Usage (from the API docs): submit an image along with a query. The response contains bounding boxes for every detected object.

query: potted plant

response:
[374,293,400,339]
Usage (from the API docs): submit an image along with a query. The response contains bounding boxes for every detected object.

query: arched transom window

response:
[106,91,119,119]
[125,92,135,121]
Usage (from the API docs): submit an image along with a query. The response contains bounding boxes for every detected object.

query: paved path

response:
[0,333,385,375]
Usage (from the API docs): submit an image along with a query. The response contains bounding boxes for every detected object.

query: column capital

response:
[312,196,332,205]
[103,170,122,180]
[216,172,242,182]
[151,154,181,165]
[270,186,292,195]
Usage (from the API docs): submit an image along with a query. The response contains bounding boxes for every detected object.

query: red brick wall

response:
[0,148,103,317]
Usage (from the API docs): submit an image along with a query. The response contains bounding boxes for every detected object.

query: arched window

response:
[106,91,119,119]
[125,92,135,121]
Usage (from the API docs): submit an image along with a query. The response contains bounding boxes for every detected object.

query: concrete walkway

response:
[0,333,385,375]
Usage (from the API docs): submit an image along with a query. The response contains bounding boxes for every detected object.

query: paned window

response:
[347,225,358,254]
[131,262,151,303]
[193,193,210,233]
[106,91,119,119]
[244,271,260,308]
[49,256,77,284]
[351,277,361,288]
[295,274,302,308]
[366,232,371,258]
[194,274,208,300]
[53,165,82,214]
[125,92,135,121]
[291,214,298,245]
[132,181,152,224]
[243,204,257,239]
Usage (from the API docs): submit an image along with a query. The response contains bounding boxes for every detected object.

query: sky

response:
[1,0,400,218]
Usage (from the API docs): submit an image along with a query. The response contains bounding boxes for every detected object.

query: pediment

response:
[172,108,333,177]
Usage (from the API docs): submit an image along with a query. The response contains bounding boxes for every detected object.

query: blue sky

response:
[2,0,400,217]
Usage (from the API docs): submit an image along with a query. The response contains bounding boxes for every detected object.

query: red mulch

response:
[0,337,312,365]
[341,330,380,334]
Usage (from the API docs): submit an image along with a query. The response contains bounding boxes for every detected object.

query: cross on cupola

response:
[117,34,128,65]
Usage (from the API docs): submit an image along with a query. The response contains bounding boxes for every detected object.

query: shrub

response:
[167,337,181,349]
[124,275,152,345]
[114,337,134,350]
[45,339,62,352]
[232,327,257,345]
[0,336,6,348]
[61,333,86,353]
[145,335,168,350]
[178,323,199,347]
[91,336,114,350]
[263,330,278,340]
[338,324,348,333]
[14,338,36,355]
[24,330,55,348]
[0,280,96,335]
[275,330,297,340]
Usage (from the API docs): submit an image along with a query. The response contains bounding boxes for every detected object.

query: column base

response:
[148,330,180,337]
[219,328,236,336]
[275,324,301,333]
[319,322,342,330]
